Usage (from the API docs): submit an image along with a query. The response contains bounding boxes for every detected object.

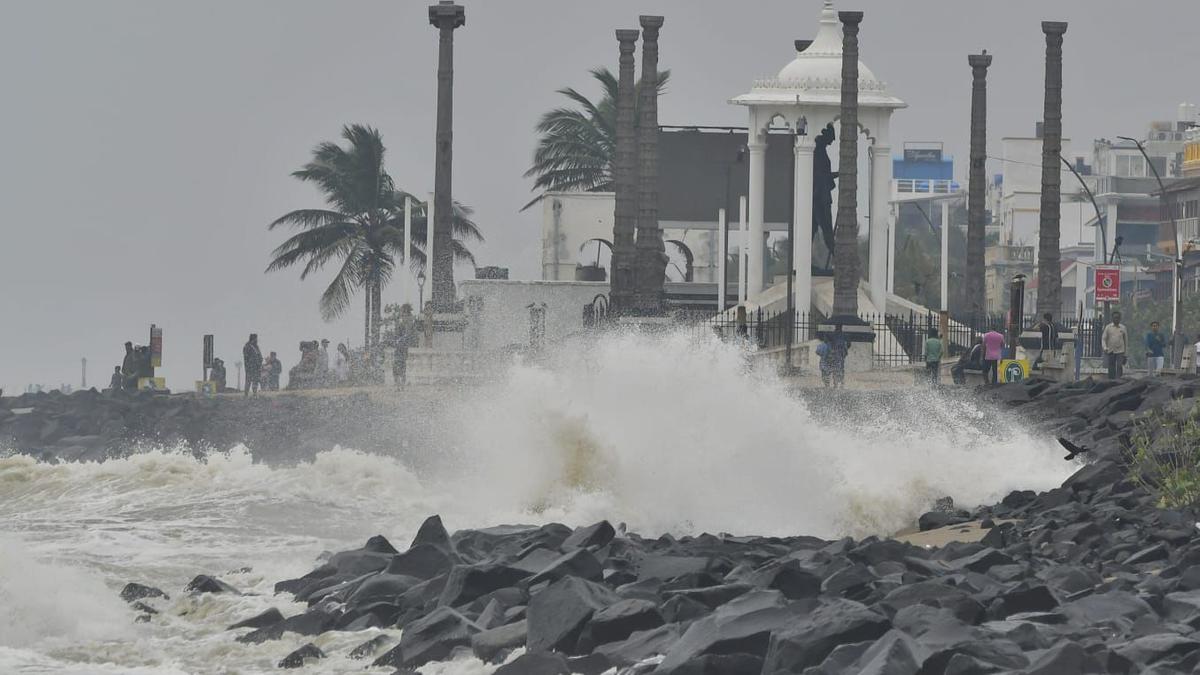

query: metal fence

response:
[677,309,1108,368]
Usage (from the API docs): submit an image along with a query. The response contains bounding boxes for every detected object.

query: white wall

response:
[459,279,606,352]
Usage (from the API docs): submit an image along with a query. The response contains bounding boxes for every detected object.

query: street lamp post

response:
[417,270,427,309]
[1118,136,1183,367]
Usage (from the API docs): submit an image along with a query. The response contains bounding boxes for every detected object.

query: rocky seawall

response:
[114,376,1200,673]
[0,389,434,463]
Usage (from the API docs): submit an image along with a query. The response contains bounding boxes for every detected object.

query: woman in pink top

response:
[981,330,1005,384]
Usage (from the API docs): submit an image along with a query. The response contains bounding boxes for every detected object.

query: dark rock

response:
[822,563,877,599]
[656,591,793,673]
[1062,590,1154,625]
[280,608,337,636]
[413,514,456,552]
[387,544,454,580]
[493,651,570,675]
[348,634,391,659]
[950,547,1016,573]
[471,619,528,663]
[363,534,398,554]
[227,608,284,631]
[637,555,711,582]
[595,623,685,667]
[919,511,971,532]
[918,639,1028,674]
[236,623,284,644]
[527,576,617,654]
[1124,542,1170,565]
[881,581,984,624]
[278,643,324,669]
[826,629,927,675]
[347,573,422,605]
[1001,490,1036,509]
[327,547,393,577]
[578,598,664,650]
[567,652,612,675]
[561,520,616,550]
[664,583,753,610]
[185,574,240,595]
[528,548,604,585]
[1022,640,1101,675]
[1112,633,1200,667]
[670,652,763,675]
[995,584,1058,618]
[373,607,480,669]
[662,594,711,624]
[120,582,168,603]
[274,563,337,596]
[475,598,505,630]
[759,598,891,673]
[745,559,822,600]
[438,564,532,607]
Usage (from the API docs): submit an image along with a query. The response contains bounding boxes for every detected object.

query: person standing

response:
[263,351,283,390]
[242,333,263,396]
[924,327,944,385]
[335,343,351,383]
[952,336,983,385]
[392,304,417,388]
[421,301,436,349]
[1101,311,1129,379]
[829,326,849,388]
[1145,321,1166,375]
[108,366,123,392]
[121,341,138,390]
[1194,333,1200,375]
[982,328,1005,385]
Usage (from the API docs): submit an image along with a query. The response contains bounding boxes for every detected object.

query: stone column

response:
[832,10,864,319]
[633,15,666,314]
[967,52,992,320]
[1037,21,1068,318]
[428,1,465,312]
[793,135,815,319]
[611,29,639,315]
[746,137,766,300]
[869,141,891,312]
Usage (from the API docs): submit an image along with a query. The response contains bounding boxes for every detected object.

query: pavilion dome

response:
[776,1,879,86]
[731,0,904,110]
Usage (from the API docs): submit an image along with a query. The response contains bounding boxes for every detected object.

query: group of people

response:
[287,338,355,389]
[239,334,283,395]
[107,341,153,392]
[814,327,849,388]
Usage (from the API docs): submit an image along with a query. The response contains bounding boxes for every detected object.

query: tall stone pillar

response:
[967,52,992,321]
[428,1,465,312]
[611,29,639,315]
[832,11,863,319]
[634,15,666,314]
[793,136,815,321]
[869,142,890,312]
[1037,21,1067,318]
[746,137,766,300]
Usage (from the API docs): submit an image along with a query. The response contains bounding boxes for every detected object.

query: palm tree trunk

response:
[967,53,992,323]
[1037,22,1068,318]
[364,291,372,353]
[832,11,864,319]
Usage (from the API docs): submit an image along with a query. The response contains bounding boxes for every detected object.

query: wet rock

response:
[120,582,168,603]
[278,642,324,669]
[347,573,423,604]
[656,590,793,672]
[918,511,971,532]
[561,520,616,551]
[528,548,604,585]
[744,559,822,600]
[387,544,454,580]
[527,576,618,654]
[373,607,480,669]
[348,634,391,659]
[595,623,685,667]
[185,574,240,595]
[664,583,753,609]
[759,598,890,673]
[1022,640,1102,675]
[439,564,531,607]
[577,598,664,650]
[494,651,570,675]
[228,608,284,631]
[636,555,711,582]
[471,620,528,663]
[661,594,710,624]
[1062,590,1155,625]
[1112,633,1200,668]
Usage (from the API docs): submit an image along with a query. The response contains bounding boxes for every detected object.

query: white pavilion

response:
[730,0,906,316]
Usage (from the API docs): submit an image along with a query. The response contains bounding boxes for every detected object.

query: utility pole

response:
[81,357,87,390]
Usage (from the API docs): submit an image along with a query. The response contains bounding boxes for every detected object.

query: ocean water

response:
[0,332,1074,673]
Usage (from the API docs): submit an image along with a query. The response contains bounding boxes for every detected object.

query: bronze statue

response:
[812,123,838,271]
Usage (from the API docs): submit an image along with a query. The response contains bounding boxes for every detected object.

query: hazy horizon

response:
[3,0,1197,393]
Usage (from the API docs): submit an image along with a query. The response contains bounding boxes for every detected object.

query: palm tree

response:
[266,124,481,353]
[523,67,669,210]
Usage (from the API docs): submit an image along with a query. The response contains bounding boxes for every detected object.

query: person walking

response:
[982,328,1005,385]
[924,327,944,385]
[829,326,849,388]
[392,304,417,388]
[242,333,263,396]
[1101,311,1129,379]
[815,336,833,388]
[1145,321,1167,375]
[951,337,983,385]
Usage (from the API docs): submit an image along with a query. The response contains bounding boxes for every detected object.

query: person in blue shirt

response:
[1145,321,1166,374]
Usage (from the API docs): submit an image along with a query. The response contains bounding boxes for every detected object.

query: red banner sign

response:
[1095,265,1120,302]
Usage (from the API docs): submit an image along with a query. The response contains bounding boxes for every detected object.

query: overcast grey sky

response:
[2,0,1196,393]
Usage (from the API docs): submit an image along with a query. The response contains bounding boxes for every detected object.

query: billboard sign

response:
[1095,265,1120,302]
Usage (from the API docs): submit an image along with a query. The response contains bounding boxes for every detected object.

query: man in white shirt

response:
[1101,311,1129,380]
[1194,334,1200,375]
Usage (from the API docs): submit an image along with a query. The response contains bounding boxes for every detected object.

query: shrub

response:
[1127,404,1200,509]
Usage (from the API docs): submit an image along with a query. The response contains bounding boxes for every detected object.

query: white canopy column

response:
[746,136,767,299]
[793,135,815,319]
[869,141,891,311]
